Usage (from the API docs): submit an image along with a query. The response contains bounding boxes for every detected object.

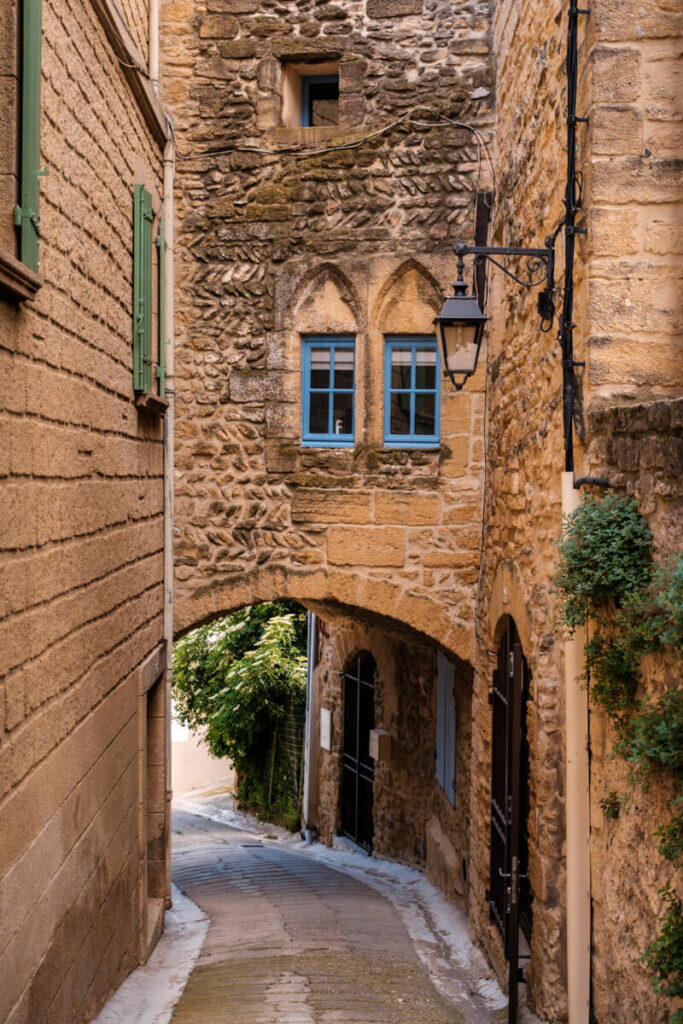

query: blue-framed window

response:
[302,336,355,446]
[384,336,440,447]
[301,74,339,127]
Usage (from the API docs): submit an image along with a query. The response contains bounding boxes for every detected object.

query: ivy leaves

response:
[554,492,653,631]
[556,492,683,1017]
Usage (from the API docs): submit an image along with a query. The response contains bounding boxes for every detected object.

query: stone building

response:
[0,0,173,1021]
[0,0,679,1021]
[163,0,682,1021]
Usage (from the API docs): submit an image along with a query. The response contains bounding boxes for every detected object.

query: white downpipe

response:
[163,139,175,908]
[149,0,159,91]
[562,471,591,1024]
[302,612,317,842]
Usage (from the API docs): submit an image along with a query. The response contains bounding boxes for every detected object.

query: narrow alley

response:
[96,790,533,1024]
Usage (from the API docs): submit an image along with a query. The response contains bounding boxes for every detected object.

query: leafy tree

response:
[173,601,307,826]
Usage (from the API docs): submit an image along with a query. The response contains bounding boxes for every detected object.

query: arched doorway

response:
[341,652,376,852]
[489,617,532,1022]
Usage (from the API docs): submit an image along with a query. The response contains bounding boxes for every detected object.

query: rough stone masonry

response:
[162,0,494,659]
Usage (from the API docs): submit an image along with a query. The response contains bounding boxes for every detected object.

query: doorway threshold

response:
[332,834,371,858]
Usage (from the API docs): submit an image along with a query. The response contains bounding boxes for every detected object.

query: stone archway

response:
[174,564,474,664]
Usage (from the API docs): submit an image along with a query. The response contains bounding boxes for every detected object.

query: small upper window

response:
[384,336,440,447]
[282,62,339,128]
[302,336,355,446]
[301,75,339,127]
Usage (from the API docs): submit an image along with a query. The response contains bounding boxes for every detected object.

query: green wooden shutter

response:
[156,217,166,398]
[133,185,153,393]
[14,0,44,272]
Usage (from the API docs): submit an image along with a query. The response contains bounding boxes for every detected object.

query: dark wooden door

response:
[341,653,375,851]
[488,620,532,1023]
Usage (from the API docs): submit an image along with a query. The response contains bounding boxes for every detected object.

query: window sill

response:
[0,249,42,303]
[135,391,169,416]
[384,441,440,449]
[267,125,348,146]
[301,439,355,448]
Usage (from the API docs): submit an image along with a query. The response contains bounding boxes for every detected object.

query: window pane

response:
[310,81,339,127]
[415,348,436,390]
[390,392,411,435]
[332,391,353,436]
[309,391,329,434]
[310,348,331,389]
[414,393,436,436]
[333,348,354,389]
[391,349,412,390]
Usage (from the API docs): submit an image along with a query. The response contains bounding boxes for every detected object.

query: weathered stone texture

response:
[471,0,683,1020]
[0,0,166,1020]
[310,610,472,905]
[162,0,492,654]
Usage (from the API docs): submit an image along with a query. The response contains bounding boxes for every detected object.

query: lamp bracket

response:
[454,242,555,291]
[454,239,556,330]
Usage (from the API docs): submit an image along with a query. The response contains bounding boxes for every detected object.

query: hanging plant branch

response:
[555,491,683,1018]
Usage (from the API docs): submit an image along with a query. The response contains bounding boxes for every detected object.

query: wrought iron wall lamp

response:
[435,237,557,390]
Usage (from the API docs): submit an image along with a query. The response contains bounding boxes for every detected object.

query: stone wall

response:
[161,0,493,658]
[472,0,683,1020]
[585,398,683,1023]
[469,0,570,1016]
[309,610,472,903]
[0,0,168,1020]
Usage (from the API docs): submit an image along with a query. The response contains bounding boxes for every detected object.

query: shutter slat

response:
[17,0,43,271]
[156,217,166,398]
[134,185,153,393]
[436,652,456,807]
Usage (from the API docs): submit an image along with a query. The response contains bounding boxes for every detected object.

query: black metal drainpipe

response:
[560,4,590,474]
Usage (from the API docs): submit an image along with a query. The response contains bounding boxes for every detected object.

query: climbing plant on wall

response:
[555,492,683,1020]
[173,601,308,829]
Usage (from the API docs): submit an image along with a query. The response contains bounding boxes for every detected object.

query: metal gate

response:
[488,618,532,1022]
[341,652,376,851]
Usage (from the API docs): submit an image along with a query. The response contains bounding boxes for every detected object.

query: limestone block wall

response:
[310,611,473,904]
[0,0,167,1020]
[584,399,683,1022]
[472,0,683,1020]
[469,1,569,1017]
[161,0,493,656]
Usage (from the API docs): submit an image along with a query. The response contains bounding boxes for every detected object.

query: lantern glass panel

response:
[442,321,480,375]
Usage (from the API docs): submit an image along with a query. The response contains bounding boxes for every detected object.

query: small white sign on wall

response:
[320,707,332,751]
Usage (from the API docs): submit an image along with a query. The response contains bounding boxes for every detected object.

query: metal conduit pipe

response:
[562,471,591,1023]
[162,138,175,909]
[303,612,317,844]
[149,0,159,90]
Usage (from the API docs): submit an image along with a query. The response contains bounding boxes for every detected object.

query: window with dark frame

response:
[302,336,355,446]
[384,336,440,447]
[301,74,339,127]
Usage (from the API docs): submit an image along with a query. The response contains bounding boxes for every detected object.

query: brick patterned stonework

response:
[161,0,493,659]
[0,0,166,1020]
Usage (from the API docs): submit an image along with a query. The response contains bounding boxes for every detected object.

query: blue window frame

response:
[302,336,355,446]
[301,74,339,127]
[384,336,440,447]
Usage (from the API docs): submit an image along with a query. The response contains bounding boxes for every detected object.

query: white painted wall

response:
[171,717,235,796]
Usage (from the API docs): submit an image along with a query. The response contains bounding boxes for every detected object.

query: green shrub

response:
[554,492,653,631]
[173,601,307,828]
[556,493,682,1017]
[641,884,683,1004]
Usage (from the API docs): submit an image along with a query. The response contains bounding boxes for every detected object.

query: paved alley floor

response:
[95,788,542,1024]
[172,808,461,1024]
[168,801,511,1024]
